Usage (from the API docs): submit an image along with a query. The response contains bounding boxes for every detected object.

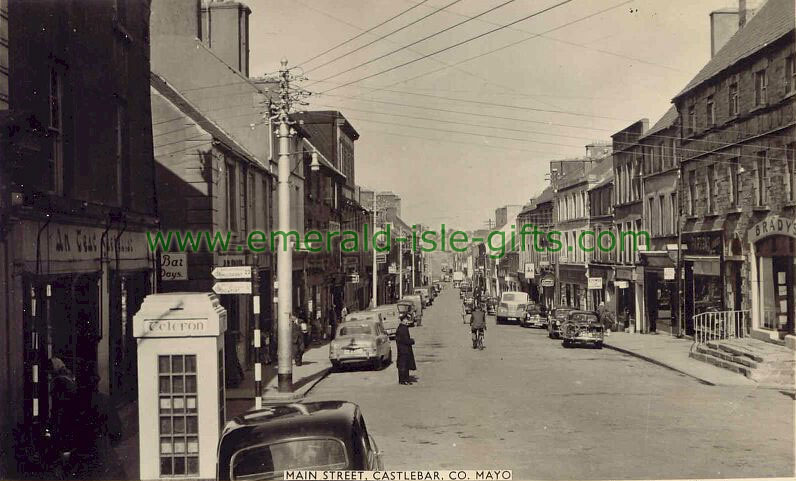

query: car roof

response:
[218,402,359,471]
[342,316,379,324]
[369,304,398,311]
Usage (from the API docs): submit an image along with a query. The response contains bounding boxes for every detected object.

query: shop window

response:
[158,354,200,477]
[756,151,767,206]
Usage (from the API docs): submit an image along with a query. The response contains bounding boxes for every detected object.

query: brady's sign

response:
[748,215,796,244]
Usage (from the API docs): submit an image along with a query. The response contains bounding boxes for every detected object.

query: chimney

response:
[151,0,202,39]
[739,0,764,28]
[710,9,739,57]
[201,1,251,76]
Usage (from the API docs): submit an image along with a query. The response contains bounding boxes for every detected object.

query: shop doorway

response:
[756,236,796,338]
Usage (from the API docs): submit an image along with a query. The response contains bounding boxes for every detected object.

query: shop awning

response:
[640,251,675,269]
[685,255,720,276]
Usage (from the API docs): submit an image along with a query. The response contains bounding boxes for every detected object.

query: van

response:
[496,291,530,325]
[368,304,402,338]
[401,295,424,325]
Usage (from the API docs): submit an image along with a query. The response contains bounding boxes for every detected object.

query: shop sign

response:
[539,260,550,267]
[218,254,246,267]
[616,280,629,289]
[212,282,252,295]
[22,223,150,263]
[348,273,360,284]
[211,266,251,279]
[748,215,796,243]
[388,264,397,274]
[587,277,603,290]
[664,267,675,280]
[343,256,359,269]
[161,253,188,281]
[684,231,722,256]
[540,275,555,287]
[524,263,535,279]
[376,253,387,264]
[559,255,568,263]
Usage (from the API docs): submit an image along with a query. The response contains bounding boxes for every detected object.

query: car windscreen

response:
[338,324,374,336]
[502,294,517,302]
[397,304,410,312]
[570,313,599,323]
[231,438,348,480]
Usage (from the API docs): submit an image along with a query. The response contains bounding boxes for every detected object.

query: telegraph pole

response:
[371,193,378,308]
[263,59,310,394]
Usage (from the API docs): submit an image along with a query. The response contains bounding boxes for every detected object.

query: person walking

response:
[70,370,125,480]
[48,357,77,454]
[328,307,338,340]
[291,315,305,366]
[395,316,416,385]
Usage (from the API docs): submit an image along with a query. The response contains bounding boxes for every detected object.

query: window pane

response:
[160,458,172,476]
[188,456,199,475]
[185,375,197,393]
[172,356,184,373]
[174,457,186,475]
[173,397,185,413]
[174,439,186,454]
[160,417,172,434]
[187,416,198,434]
[174,417,185,434]
[160,438,173,454]
[187,437,199,454]
[186,396,197,413]
[185,355,196,373]
[159,356,170,373]
[173,376,184,393]
[159,376,171,394]
[159,397,172,413]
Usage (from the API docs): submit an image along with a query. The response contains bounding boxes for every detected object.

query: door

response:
[772,256,793,338]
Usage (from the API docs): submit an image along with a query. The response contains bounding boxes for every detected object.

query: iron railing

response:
[693,310,749,345]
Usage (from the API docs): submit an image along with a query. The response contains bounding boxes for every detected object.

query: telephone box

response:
[133,292,227,480]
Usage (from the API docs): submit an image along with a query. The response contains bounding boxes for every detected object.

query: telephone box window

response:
[158,354,199,476]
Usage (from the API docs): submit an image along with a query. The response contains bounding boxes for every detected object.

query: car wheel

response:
[496,316,503,325]
[372,356,383,371]
[331,360,341,371]
[387,349,393,365]
[562,339,571,348]
[595,341,604,349]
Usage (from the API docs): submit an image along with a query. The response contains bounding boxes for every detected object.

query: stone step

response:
[695,344,760,369]
[689,351,753,378]
[708,341,765,363]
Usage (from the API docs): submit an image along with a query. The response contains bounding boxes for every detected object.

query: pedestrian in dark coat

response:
[70,371,126,480]
[291,316,305,366]
[328,307,337,340]
[395,317,416,384]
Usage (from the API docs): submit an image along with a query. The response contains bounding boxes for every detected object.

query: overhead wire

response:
[295,0,433,68]
[303,0,465,75]
[318,0,576,94]
[310,0,522,85]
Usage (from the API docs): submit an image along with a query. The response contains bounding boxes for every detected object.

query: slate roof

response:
[673,0,794,100]
[641,105,679,139]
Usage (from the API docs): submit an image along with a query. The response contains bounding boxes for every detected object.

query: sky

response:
[246,0,736,230]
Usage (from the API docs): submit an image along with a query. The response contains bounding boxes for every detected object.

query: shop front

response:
[587,265,614,312]
[749,215,796,346]
[682,231,724,337]
[559,264,587,309]
[640,252,677,334]
[11,219,156,434]
[614,267,636,331]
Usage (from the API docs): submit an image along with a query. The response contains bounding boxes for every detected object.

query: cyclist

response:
[470,300,486,349]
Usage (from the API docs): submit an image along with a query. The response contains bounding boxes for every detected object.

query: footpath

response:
[115,341,331,479]
[603,331,760,387]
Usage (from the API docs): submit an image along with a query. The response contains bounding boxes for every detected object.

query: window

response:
[788,143,796,202]
[670,193,678,234]
[657,144,664,171]
[647,197,654,235]
[49,68,64,194]
[658,194,665,235]
[706,95,715,127]
[729,83,739,116]
[729,158,740,207]
[756,151,767,205]
[688,105,696,135]
[706,165,715,213]
[688,171,696,215]
[225,162,237,232]
[231,439,347,479]
[787,55,796,95]
[755,69,768,106]
[158,354,199,476]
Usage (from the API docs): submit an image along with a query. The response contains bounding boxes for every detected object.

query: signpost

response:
[376,253,387,264]
[212,282,252,295]
[587,277,603,290]
[211,266,252,280]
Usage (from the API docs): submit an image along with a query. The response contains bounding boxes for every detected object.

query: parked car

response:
[368,304,402,338]
[459,282,472,299]
[329,319,392,370]
[548,307,576,339]
[217,401,384,480]
[401,295,424,325]
[520,303,547,328]
[414,288,432,306]
[560,310,606,348]
[396,300,417,327]
[486,297,498,315]
[496,291,529,325]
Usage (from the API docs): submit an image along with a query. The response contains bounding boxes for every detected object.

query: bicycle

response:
[475,328,485,350]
